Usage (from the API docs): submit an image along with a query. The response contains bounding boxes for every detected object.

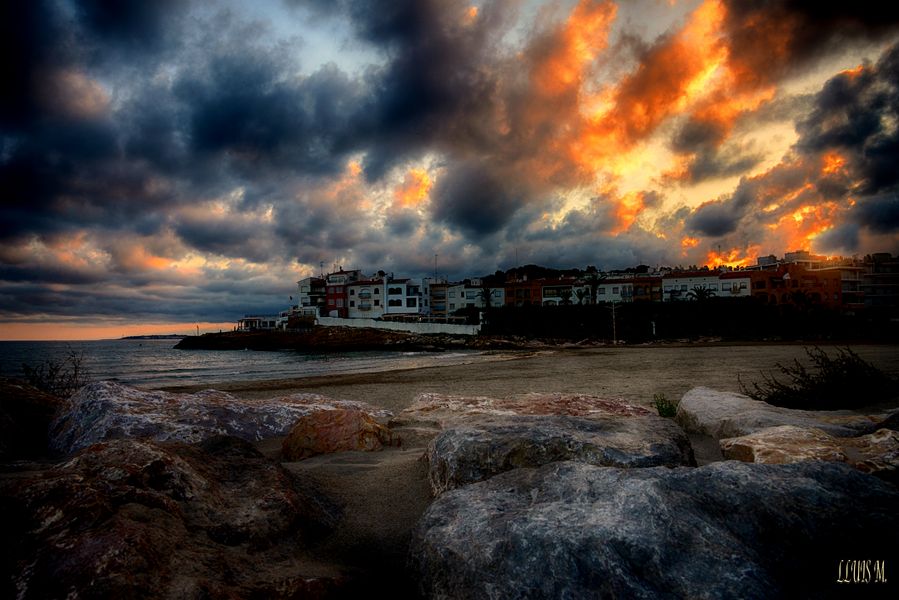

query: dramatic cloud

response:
[2,0,899,336]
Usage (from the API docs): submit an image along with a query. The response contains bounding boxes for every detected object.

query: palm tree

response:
[584,271,605,305]
[478,284,492,309]
[575,288,588,305]
[687,286,716,302]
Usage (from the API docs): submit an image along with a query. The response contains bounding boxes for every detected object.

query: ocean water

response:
[0,339,487,389]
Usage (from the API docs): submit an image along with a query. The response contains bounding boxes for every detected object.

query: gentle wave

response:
[0,339,492,389]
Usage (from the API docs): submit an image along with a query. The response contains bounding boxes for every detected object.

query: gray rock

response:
[51,381,392,455]
[411,460,899,599]
[392,392,654,447]
[675,386,895,439]
[427,414,695,496]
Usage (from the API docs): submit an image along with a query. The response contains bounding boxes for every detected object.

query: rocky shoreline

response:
[173,327,550,352]
[2,377,898,598]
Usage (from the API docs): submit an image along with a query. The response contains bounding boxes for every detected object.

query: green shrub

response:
[652,392,678,417]
[739,346,898,410]
[22,351,91,398]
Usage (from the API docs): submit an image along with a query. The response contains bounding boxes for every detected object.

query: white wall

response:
[316,316,481,336]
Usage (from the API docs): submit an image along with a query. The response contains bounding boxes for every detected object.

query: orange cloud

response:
[531,0,618,96]
[610,190,648,234]
[393,168,433,208]
[706,244,760,268]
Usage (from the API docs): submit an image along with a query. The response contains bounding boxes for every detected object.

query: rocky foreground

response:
[2,379,898,598]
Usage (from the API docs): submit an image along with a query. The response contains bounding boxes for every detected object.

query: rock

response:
[281,408,399,460]
[395,392,688,496]
[50,381,392,455]
[675,386,896,439]
[0,378,65,459]
[427,414,694,496]
[721,425,899,484]
[411,460,899,599]
[392,392,654,446]
[1,436,344,599]
[720,425,847,464]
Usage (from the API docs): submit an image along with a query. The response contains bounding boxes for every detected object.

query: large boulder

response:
[721,424,899,484]
[50,381,392,455]
[1,436,344,599]
[392,392,654,447]
[282,408,400,460]
[427,414,694,496]
[411,460,899,599]
[395,392,691,495]
[675,386,896,439]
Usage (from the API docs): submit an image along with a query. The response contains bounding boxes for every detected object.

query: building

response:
[632,275,663,302]
[863,253,899,310]
[661,271,722,301]
[295,276,326,316]
[237,315,281,331]
[382,277,430,317]
[346,277,385,319]
[504,277,543,307]
[595,278,634,303]
[325,269,363,318]
[717,272,751,298]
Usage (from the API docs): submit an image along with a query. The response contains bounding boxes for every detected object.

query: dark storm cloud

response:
[431,161,521,237]
[855,195,899,233]
[685,200,741,237]
[300,0,509,180]
[815,223,860,253]
[722,1,899,82]
[175,49,362,176]
[798,41,899,199]
[74,0,185,56]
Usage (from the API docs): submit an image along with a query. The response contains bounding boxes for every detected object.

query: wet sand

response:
[170,344,899,594]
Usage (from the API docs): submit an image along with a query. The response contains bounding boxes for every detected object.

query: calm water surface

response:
[0,339,489,389]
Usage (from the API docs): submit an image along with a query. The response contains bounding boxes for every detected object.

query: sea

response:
[0,339,488,389]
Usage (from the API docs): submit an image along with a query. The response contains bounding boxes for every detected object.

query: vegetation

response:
[21,351,92,398]
[651,393,678,417]
[739,346,899,410]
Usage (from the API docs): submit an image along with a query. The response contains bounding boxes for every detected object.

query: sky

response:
[2,0,899,340]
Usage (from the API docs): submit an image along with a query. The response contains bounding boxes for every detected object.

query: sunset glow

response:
[2,1,898,339]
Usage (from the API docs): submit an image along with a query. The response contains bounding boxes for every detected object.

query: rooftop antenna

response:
[319,260,324,278]
[434,253,438,280]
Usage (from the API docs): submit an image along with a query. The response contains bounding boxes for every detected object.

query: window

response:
[449,303,456,309]
[374,288,380,294]
[336,299,344,308]
[598,288,606,295]
[406,298,417,308]
[388,287,403,295]
[374,299,380,306]
[680,285,687,291]
[449,291,456,298]
[664,286,672,292]
[466,291,477,299]
[350,300,355,307]
[739,282,747,289]
[388,299,402,307]
[350,289,355,295]
[709,284,718,291]
[612,287,619,294]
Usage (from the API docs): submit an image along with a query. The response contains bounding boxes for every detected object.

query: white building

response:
[717,272,752,298]
[295,276,326,316]
[595,279,633,303]
[662,272,722,301]
[346,278,385,319]
[382,277,431,317]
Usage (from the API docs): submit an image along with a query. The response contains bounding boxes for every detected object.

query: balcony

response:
[358,290,372,299]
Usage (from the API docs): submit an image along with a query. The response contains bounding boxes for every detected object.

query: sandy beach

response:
[160,344,899,593]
